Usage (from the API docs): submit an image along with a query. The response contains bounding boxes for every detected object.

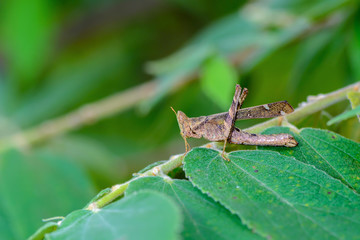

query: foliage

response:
[327,105,360,125]
[0,0,360,239]
[126,177,260,240]
[45,191,182,240]
[184,146,360,239]
[200,54,238,110]
[29,126,360,240]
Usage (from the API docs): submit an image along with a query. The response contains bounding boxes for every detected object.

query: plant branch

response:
[0,77,194,152]
[87,81,360,210]
[88,153,184,210]
[0,9,346,153]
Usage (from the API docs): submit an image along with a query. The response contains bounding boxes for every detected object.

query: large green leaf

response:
[0,149,95,240]
[184,148,360,240]
[46,191,182,240]
[260,127,360,193]
[126,176,262,240]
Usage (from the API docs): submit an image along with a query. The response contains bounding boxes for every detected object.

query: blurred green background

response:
[0,0,359,239]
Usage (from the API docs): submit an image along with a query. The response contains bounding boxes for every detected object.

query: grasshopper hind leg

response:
[221,85,248,161]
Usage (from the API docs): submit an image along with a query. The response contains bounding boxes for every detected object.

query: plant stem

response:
[88,153,183,209]
[88,81,360,210]
[0,78,193,152]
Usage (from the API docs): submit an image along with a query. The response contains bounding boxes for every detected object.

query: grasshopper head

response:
[171,107,192,152]
[176,111,191,137]
[171,107,192,138]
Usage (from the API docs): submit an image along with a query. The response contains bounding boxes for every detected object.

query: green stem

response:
[88,81,360,210]
[88,153,184,210]
[0,78,193,152]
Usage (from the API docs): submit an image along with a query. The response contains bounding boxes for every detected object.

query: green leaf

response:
[132,160,167,178]
[200,55,237,110]
[46,191,182,240]
[260,127,360,193]
[85,188,112,207]
[126,177,262,240]
[327,105,360,125]
[0,149,95,240]
[28,222,58,240]
[184,148,360,240]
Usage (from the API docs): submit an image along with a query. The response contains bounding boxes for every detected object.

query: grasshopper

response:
[172,84,298,159]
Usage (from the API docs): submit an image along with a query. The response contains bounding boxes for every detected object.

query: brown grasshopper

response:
[172,84,298,159]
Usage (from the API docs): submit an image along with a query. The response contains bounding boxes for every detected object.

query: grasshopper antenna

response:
[170,107,177,116]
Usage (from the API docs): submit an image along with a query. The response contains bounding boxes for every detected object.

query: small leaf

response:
[184,148,360,240]
[201,54,237,110]
[135,160,167,175]
[85,188,111,207]
[28,222,58,240]
[260,127,360,193]
[46,191,182,240]
[126,177,263,240]
[327,105,360,125]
